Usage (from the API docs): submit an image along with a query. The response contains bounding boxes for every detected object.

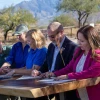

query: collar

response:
[30,48,38,53]
[53,36,66,49]
[16,42,29,47]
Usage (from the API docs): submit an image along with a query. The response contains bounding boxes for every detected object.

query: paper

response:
[0,75,12,80]
[17,75,40,80]
[38,78,54,82]
[38,79,76,84]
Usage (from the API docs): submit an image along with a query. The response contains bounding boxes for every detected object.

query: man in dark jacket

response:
[46,22,79,100]
[41,22,77,72]
[47,33,77,72]
[32,22,79,100]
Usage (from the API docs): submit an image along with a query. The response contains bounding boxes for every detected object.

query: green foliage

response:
[0,6,37,40]
[57,0,100,27]
[53,14,77,27]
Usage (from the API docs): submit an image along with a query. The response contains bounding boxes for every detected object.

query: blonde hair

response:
[26,29,46,48]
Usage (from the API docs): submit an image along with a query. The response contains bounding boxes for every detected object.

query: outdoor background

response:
[0,0,100,46]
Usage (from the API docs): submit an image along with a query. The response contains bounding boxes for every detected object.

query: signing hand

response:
[31,69,41,77]
[40,72,55,78]
[1,66,11,74]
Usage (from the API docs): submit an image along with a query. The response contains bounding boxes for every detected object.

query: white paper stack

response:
[17,75,40,80]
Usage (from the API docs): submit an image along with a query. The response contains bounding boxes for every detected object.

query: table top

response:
[0,76,100,98]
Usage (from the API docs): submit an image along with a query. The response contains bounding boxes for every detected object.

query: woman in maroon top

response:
[43,25,100,100]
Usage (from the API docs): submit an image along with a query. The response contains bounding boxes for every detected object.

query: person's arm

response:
[54,58,75,76]
[1,62,11,68]
[4,68,31,76]
[13,68,32,75]
[8,65,42,76]
[4,44,16,67]
[13,48,47,76]
[68,61,100,79]
[54,47,80,77]
[13,65,40,76]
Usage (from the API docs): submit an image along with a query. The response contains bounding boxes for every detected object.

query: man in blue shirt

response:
[1,24,30,73]
[0,24,30,100]
[6,29,47,76]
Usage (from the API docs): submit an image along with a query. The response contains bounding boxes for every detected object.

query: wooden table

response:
[0,76,100,99]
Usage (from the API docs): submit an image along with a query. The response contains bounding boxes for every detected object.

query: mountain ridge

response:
[14,0,100,26]
[15,0,59,19]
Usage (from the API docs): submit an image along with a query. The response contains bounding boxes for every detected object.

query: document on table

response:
[17,75,41,80]
[0,75,12,80]
[38,78,76,84]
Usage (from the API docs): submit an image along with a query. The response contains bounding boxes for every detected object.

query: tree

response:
[0,6,37,40]
[57,0,100,27]
[53,14,77,26]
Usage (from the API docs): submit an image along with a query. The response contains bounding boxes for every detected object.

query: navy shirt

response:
[26,47,47,69]
[6,42,30,68]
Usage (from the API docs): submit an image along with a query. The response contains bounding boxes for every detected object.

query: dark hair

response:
[76,25,100,60]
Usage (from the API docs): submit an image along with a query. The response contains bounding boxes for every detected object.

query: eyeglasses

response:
[47,32,59,38]
[48,35,56,38]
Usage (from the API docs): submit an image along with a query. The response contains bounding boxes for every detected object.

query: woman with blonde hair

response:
[6,29,47,75]
[25,29,47,70]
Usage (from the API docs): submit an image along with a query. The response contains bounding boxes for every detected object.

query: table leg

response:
[59,93,64,100]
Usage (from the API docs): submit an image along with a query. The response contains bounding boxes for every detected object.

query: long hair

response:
[76,25,100,60]
[26,29,46,48]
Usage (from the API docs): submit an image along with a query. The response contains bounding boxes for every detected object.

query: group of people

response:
[0,21,100,100]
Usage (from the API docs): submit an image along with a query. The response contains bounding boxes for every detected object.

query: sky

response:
[0,0,30,9]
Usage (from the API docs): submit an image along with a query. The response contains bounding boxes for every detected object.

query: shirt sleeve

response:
[5,44,15,65]
[33,48,47,67]
[54,58,74,76]
[68,61,100,79]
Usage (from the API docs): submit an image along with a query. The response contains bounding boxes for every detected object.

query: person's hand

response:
[40,73,46,78]
[5,70,15,76]
[1,66,11,74]
[40,72,55,78]
[55,75,68,81]
[31,69,41,77]
[45,72,55,78]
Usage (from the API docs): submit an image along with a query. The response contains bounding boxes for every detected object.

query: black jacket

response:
[40,37,77,72]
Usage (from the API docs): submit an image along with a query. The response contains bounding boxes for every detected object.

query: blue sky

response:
[0,0,30,9]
